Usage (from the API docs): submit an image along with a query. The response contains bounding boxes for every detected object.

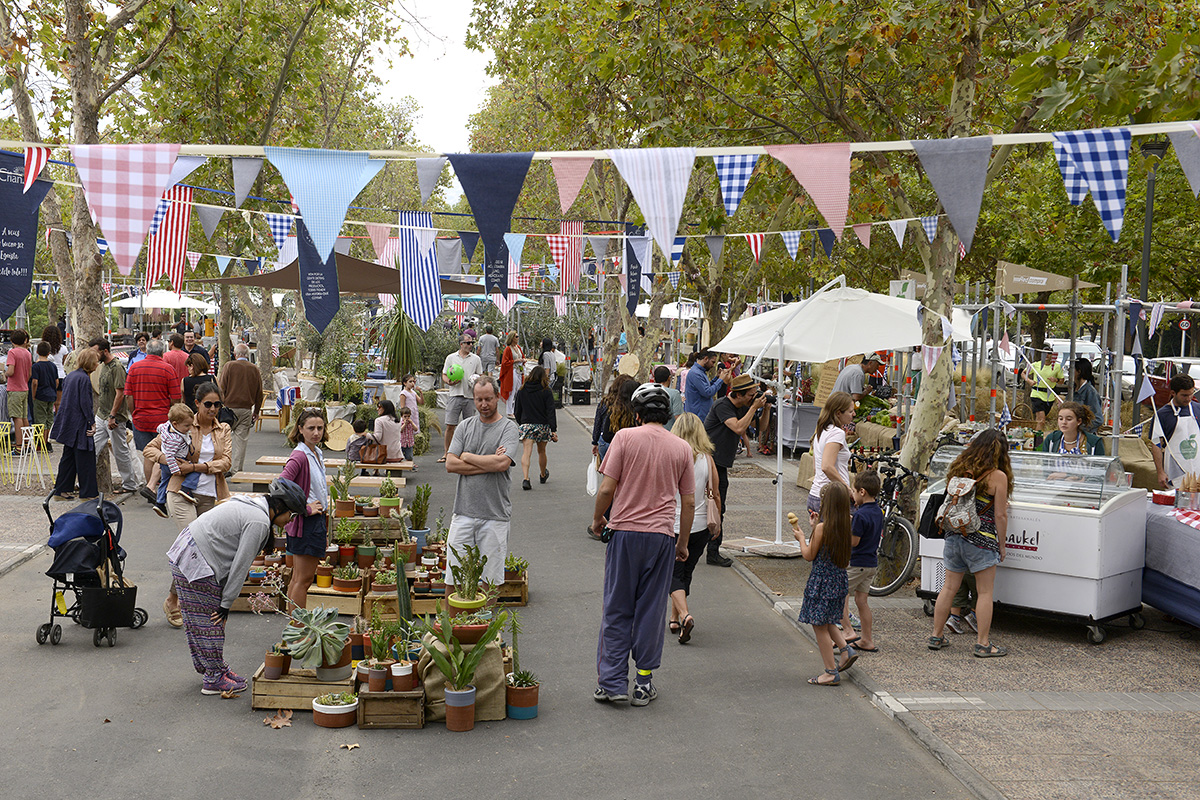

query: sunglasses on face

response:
[202,400,223,409]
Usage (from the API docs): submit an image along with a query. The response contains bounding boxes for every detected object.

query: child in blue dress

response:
[792,481,858,686]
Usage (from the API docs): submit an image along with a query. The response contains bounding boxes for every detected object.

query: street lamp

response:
[1132,136,1171,426]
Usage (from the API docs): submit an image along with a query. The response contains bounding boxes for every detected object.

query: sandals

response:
[163,598,183,628]
[808,668,840,686]
[668,620,681,636]
[679,615,694,645]
[837,644,859,671]
[928,635,951,650]
[973,642,1008,658]
[436,455,447,463]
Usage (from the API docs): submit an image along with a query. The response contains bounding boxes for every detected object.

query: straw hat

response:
[325,418,353,452]
[618,352,641,377]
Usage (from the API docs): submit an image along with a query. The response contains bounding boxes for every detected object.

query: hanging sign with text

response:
[0,152,53,320]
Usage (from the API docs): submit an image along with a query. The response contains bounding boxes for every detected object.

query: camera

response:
[756,390,775,405]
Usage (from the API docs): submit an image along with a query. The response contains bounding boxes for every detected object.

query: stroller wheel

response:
[131,608,148,629]
[107,630,116,647]
[50,624,62,645]
[36,623,51,645]
[93,629,105,647]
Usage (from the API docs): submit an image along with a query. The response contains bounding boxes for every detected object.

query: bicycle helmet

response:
[268,478,307,515]
[631,382,671,414]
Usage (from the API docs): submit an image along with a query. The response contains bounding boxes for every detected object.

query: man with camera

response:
[702,374,769,567]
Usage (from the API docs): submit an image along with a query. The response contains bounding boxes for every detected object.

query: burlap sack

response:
[795,451,815,490]
[419,636,506,722]
[1114,435,1157,490]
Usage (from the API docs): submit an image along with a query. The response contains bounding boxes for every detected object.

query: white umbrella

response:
[633,301,701,320]
[110,290,218,313]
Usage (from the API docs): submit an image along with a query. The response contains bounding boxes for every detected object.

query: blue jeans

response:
[158,464,200,505]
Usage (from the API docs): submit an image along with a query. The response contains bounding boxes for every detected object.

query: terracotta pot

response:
[506,682,539,719]
[273,535,288,551]
[325,544,339,563]
[349,632,365,661]
[252,556,266,567]
[363,505,379,517]
[315,563,334,589]
[356,547,377,570]
[311,697,358,728]
[332,576,362,594]
[265,556,284,569]
[434,622,488,644]
[279,651,292,676]
[394,542,418,567]
[443,685,476,732]
[447,592,488,619]
[356,661,372,687]
[414,580,431,593]
[264,651,287,680]
[503,569,519,582]
[371,582,397,594]
[334,499,357,518]
[315,641,352,682]
[391,661,416,691]
[338,545,356,565]
[431,580,446,595]
[368,666,389,693]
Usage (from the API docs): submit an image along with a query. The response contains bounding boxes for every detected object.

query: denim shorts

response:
[942,534,1000,574]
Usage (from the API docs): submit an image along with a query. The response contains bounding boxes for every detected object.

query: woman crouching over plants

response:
[166,479,307,695]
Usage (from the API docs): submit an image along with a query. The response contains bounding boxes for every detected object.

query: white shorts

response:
[446,514,509,587]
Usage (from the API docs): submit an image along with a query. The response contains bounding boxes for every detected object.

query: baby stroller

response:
[37,493,147,647]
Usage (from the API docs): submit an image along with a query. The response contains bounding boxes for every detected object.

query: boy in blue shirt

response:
[30,342,60,447]
[842,470,883,652]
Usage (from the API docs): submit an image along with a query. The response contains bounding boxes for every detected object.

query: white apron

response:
[1158,404,1200,488]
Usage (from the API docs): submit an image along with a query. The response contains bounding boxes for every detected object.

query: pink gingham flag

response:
[550,157,594,213]
[70,144,181,275]
[765,143,851,239]
[186,251,203,272]
[23,146,51,194]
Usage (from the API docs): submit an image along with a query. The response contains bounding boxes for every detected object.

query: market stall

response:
[1143,501,1200,629]
[917,445,1146,643]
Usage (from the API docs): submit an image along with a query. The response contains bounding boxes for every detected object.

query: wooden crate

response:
[409,592,447,617]
[356,688,425,729]
[361,591,400,621]
[231,567,292,612]
[306,584,363,616]
[497,575,529,607]
[250,664,353,711]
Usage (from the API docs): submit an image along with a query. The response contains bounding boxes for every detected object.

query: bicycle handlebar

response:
[851,452,927,482]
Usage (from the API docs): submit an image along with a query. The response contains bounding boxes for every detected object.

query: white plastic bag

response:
[586,456,601,496]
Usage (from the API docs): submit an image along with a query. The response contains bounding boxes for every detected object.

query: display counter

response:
[918,445,1146,643]
[1143,502,1200,628]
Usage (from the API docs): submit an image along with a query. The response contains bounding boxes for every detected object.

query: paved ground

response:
[0,404,968,798]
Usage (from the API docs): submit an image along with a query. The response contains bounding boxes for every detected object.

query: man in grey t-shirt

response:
[445,375,522,586]
[831,353,881,401]
[477,325,500,375]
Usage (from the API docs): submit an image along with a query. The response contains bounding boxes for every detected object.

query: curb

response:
[0,544,45,579]
[729,557,1007,800]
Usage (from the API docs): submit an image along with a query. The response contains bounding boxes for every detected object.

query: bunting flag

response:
[559,221,585,290]
[999,330,1011,354]
[1179,300,1195,309]
[0,151,53,319]
[214,255,232,275]
[1149,301,1166,335]
[852,223,872,249]
[608,147,696,260]
[920,216,939,242]
[1131,330,1142,356]
[264,213,293,251]
[998,402,1011,429]
[889,218,908,249]
[713,154,758,216]
[706,235,725,265]
[22,146,51,194]
[276,235,298,271]
[366,222,392,259]
[265,147,384,261]
[553,293,567,316]
[296,219,340,333]
[70,143,181,275]
[910,136,992,252]
[492,292,519,315]
[959,240,967,260]
[551,157,593,213]
[458,230,481,262]
[1050,128,1132,241]
[1128,300,1142,336]
[195,205,224,241]
[289,194,300,215]
[436,238,463,274]
[625,230,651,315]
[744,233,764,263]
[504,232,528,271]
[101,282,112,296]
[447,152,534,296]
[186,251,202,272]
[922,344,945,376]
[780,230,803,260]
[395,210,442,330]
[817,228,836,258]
[1137,370,1155,404]
[640,273,653,294]
[415,157,447,205]
[416,227,438,255]
[145,185,194,294]
[671,236,686,263]
[378,293,397,311]
[764,143,851,239]
[147,196,172,238]
[588,236,610,261]
[1001,299,1016,318]
[166,155,207,189]
[666,271,680,288]
[231,157,263,208]
[1168,126,1200,197]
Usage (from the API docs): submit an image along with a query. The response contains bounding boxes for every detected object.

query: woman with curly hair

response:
[929,429,1012,658]
[592,374,638,462]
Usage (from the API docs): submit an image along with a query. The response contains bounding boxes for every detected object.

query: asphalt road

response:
[0,408,969,799]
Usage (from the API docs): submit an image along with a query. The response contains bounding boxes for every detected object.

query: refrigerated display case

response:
[918,445,1147,643]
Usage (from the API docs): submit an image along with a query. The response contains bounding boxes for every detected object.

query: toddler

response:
[399,405,417,463]
[153,403,200,518]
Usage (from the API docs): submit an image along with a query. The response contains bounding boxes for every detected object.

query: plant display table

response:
[497,575,529,607]
[306,584,363,616]
[251,665,353,710]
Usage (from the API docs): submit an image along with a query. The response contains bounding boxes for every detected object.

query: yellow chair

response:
[0,421,13,484]
[14,422,48,490]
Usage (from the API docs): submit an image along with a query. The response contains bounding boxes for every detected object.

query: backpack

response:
[935,475,981,536]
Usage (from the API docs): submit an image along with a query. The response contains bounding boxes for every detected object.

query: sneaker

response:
[139,486,157,504]
[849,612,862,631]
[945,614,968,634]
[707,553,733,567]
[201,673,245,695]
[631,682,658,707]
[522,480,532,491]
[965,611,978,632]
[177,488,198,505]
[154,503,170,519]
[224,669,248,691]
[593,686,629,703]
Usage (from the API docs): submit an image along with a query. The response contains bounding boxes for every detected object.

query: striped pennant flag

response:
[23,146,51,194]
[671,236,685,263]
[145,185,193,293]
[271,342,280,360]
[96,238,108,256]
[744,233,764,263]
[396,210,442,330]
[264,213,294,252]
[378,293,397,310]
[546,221,585,291]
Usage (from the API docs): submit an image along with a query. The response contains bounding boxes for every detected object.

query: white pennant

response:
[1131,330,1142,356]
[923,344,944,375]
[888,219,907,249]
[1149,301,1166,336]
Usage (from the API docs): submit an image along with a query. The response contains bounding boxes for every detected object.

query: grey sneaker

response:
[945,614,968,634]
[593,686,628,703]
[631,682,658,707]
[849,611,862,631]
[965,611,979,632]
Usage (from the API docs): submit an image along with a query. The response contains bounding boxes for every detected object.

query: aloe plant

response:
[420,601,508,691]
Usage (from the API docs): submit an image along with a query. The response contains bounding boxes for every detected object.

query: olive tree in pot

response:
[421,600,509,731]
[505,610,540,719]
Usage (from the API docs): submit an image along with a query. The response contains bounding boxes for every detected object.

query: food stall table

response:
[1143,501,1200,629]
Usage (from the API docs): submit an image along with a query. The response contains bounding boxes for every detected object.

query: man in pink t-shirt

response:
[6,329,33,447]
[592,383,694,707]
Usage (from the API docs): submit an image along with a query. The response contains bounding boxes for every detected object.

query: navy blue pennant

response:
[625,223,645,316]
[446,153,533,296]
[0,152,53,320]
[296,219,341,333]
[817,228,837,259]
[458,230,481,262]
[1128,300,1141,336]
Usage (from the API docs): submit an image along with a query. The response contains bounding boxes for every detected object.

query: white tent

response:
[633,301,702,320]
[110,291,218,313]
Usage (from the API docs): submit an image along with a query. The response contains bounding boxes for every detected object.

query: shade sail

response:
[110,290,218,312]
[198,252,483,296]
[712,286,973,362]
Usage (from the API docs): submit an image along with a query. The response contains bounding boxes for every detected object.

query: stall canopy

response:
[713,286,973,362]
[996,261,1098,295]
[200,252,483,296]
[110,290,218,312]
[634,301,701,320]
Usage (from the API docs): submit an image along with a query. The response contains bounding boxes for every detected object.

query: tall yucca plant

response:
[381,309,421,379]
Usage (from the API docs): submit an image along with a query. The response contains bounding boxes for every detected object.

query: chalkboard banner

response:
[296,219,340,334]
[0,152,53,320]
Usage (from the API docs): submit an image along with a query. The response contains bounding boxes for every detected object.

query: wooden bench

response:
[255,455,414,472]
[227,471,402,492]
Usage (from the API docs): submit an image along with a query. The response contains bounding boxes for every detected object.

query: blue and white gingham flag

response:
[713,154,758,216]
[264,213,294,252]
[998,402,1011,429]
[147,196,171,237]
[779,230,803,260]
[1051,128,1132,241]
[671,236,685,263]
[920,216,939,243]
[667,271,680,288]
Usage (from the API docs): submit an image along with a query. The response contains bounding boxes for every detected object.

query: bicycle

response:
[850,452,925,597]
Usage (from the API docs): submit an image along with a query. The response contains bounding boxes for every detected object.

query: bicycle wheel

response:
[870,515,918,597]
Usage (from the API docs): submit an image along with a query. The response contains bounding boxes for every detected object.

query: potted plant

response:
[315,559,334,588]
[333,518,358,566]
[349,615,367,661]
[366,628,397,693]
[447,543,490,618]
[378,475,401,516]
[331,563,363,594]
[265,550,285,569]
[356,528,377,569]
[263,643,291,680]
[408,483,432,549]
[504,553,528,583]
[325,542,339,565]
[377,543,394,567]
[330,461,357,517]
[505,610,539,719]
[362,499,379,518]
[390,509,417,565]
[425,508,447,553]
[432,608,493,645]
[273,533,288,551]
[371,568,398,594]
[312,691,358,728]
[354,495,370,515]
[268,601,352,682]
[421,601,509,731]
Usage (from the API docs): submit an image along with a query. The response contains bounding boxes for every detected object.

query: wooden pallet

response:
[361,591,400,621]
[409,592,447,617]
[306,584,363,616]
[231,567,292,612]
[250,664,353,711]
[256,455,414,472]
[356,688,425,729]
[497,576,529,607]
